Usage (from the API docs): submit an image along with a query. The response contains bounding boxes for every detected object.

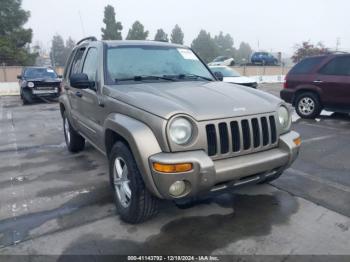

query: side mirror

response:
[17,75,22,80]
[214,71,224,81]
[70,73,94,89]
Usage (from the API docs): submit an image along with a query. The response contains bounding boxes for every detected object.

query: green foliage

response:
[0,0,36,65]
[235,42,253,64]
[191,30,219,63]
[170,25,184,45]
[214,32,234,57]
[126,21,149,40]
[50,35,76,67]
[101,5,123,40]
[154,29,168,42]
[292,41,329,63]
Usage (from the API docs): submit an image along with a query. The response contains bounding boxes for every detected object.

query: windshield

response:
[24,68,57,79]
[213,56,227,62]
[210,67,241,77]
[105,46,214,84]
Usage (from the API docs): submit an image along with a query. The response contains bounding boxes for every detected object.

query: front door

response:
[316,56,350,108]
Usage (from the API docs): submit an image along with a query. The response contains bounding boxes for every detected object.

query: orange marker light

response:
[153,163,193,173]
[294,137,302,146]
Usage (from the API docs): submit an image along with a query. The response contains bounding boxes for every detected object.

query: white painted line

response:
[302,135,335,144]
[288,168,350,193]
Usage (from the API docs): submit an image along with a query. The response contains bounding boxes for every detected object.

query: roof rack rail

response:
[77,36,97,46]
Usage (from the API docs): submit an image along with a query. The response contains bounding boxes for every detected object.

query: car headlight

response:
[278,106,291,131]
[27,82,34,88]
[169,117,193,145]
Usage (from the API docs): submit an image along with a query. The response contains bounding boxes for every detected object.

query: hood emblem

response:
[233,107,246,112]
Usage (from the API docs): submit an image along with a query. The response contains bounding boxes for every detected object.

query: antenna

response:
[78,11,86,37]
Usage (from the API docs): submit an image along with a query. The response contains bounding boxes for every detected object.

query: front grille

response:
[205,114,278,158]
[33,81,60,89]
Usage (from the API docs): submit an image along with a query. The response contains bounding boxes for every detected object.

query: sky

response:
[22,0,350,55]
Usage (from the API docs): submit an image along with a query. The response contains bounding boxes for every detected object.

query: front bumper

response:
[149,131,300,199]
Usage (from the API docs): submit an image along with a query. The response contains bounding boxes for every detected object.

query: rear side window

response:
[290,57,324,74]
[82,48,98,81]
[319,56,350,76]
[70,47,86,76]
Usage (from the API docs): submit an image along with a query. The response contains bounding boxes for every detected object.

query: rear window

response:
[290,57,324,74]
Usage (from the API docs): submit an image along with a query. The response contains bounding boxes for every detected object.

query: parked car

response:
[209,66,258,88]
[251,52,278,65]
[60,37,301,224]
[17,67,62,104]
[208,56,235,66]
[280,54,350,119]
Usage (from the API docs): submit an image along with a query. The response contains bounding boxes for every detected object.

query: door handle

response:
[75,91,83,98]
[313,80,323,83]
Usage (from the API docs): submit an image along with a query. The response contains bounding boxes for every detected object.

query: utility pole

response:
[336,37,341,51]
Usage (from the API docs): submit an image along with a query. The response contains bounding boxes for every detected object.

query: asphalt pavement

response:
[0,84,349,257]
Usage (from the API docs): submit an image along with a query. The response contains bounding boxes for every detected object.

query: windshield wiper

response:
[115,75,176,82]
[177,74,213,81]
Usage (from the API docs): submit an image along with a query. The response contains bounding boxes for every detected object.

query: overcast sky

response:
[23,0,349,54]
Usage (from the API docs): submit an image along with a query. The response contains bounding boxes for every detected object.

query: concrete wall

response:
[0,65,290,82]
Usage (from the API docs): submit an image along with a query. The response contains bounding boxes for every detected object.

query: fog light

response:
[169,181,186,197]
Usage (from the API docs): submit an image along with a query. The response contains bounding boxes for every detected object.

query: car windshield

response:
[210,67,241,77]
[106,46,214,84]
[24,68,57,79]
[213,56,227,62]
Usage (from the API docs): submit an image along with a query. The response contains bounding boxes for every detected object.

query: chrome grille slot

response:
[205,114,278,159]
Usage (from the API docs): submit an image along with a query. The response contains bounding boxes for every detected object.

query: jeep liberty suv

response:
[59,37,301,224]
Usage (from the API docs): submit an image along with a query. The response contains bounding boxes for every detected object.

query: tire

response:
[258,171,283,184]
[63,111,85,153]
[22,89,33,105]
[109,141,159,224]
[295,92,322,119]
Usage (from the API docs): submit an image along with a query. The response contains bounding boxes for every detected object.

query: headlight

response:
[278,106,291,130]
[27,82,34,88]
[169,117,193,145]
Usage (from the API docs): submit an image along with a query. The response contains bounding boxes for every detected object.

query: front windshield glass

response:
[213,56,227,62]
[24,68,57,79]
[211,67,240,77]
[105,46,214,84]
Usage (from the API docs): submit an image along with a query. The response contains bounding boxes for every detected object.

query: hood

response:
[106,81,281,121]
[24,78,61,83]
[223,76,256,84]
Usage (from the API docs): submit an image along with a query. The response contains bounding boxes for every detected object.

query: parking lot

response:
[0,83,350,256]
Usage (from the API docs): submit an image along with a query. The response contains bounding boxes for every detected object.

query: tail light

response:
[283,76,288,89]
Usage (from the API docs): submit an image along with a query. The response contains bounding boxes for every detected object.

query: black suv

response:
[18,67,62,104]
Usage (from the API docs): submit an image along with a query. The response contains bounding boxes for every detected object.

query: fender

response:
[104,113,163,198]
[294,85,323,104]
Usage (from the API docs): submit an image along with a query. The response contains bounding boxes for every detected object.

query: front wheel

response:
[295,92,322,119]
[109,142,159,224]
[63,112,85,153]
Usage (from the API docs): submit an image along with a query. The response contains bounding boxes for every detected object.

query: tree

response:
[101,5,123,40]
[126,21,149,40]
[170,25,184,45]
[235,42,253,64]
[154,29,168,42]
[191,30,219,63]
[292,41,329,63]
[0,0,36,65]
[50,35,76,67]
[50,35,66,67]
[214,32,234,57]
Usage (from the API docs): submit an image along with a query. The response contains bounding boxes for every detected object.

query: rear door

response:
[75,45,105,147]
[67,47,86,121]
[315,56,350,108]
